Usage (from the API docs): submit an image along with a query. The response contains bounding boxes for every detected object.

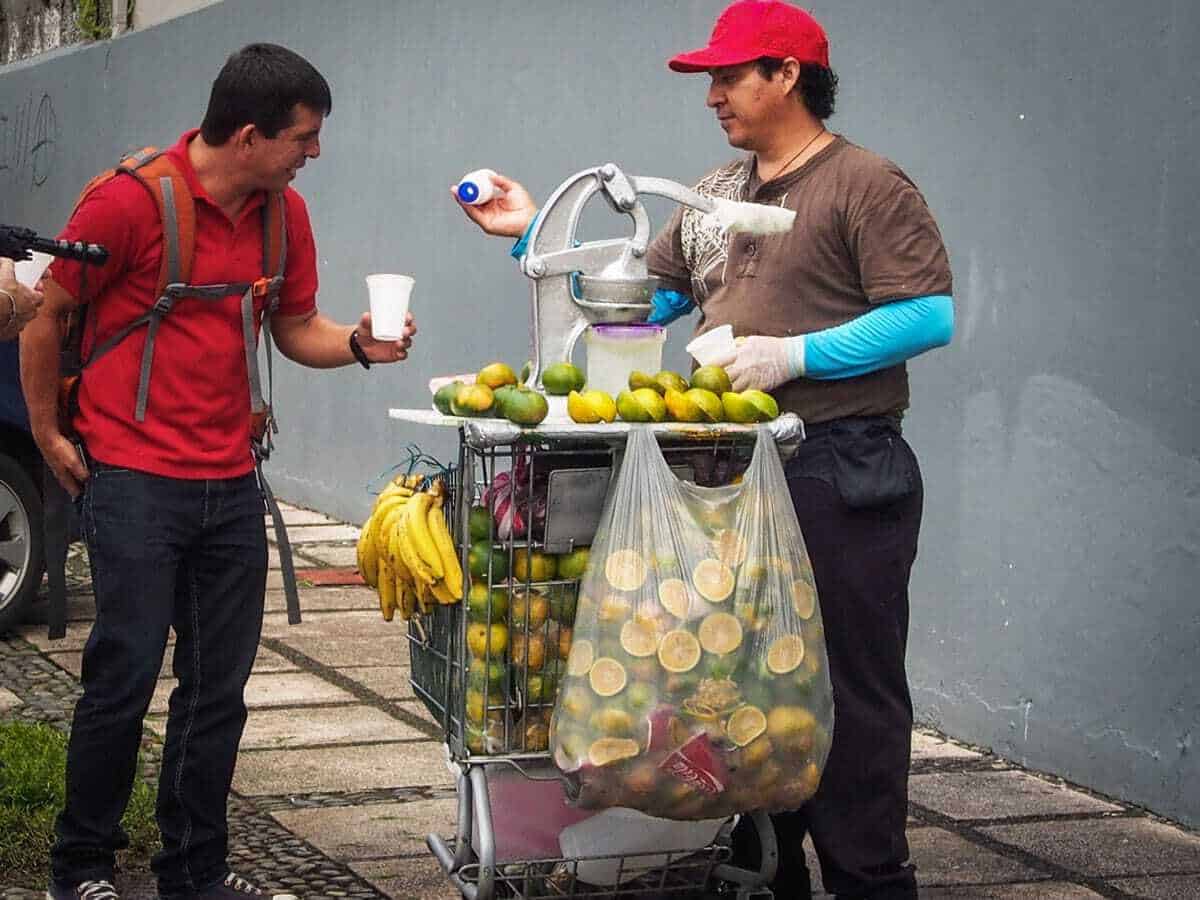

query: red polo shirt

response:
[49,129,319,479]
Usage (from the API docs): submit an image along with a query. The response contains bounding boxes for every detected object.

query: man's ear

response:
[232,123,257,151]
[779,57,801,94]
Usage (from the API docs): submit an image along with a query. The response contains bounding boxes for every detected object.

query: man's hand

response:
[35,430,89,498]
[451,172,539,238]
[710,335,798,392]
[355,310,416,363]
[0,257,44,340]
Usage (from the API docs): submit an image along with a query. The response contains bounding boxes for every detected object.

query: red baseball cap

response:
[668,0,830,73]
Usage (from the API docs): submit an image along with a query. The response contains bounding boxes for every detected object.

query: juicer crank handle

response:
[628,176,717,215]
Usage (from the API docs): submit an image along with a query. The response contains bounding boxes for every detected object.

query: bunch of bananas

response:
[356,474,464,621]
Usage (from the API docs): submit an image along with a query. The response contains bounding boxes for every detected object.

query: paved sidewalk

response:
[2,501,1198,899]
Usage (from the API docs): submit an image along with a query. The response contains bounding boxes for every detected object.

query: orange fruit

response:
[590,707,634,737]
[558,626,574,661]
[792,579,817,619]
[605,549,647,591]
[513,549,557,583]
[558,685,594,720]
[619,619,660,658]
[510,632,547,670]
[711,529,748,567]
[766,706,817,751]
[588,657,628,697]
[698,612,742,655]
[524,722,550,752]
[566,638,595,677]
[626,760,660,794]
[466,622,509,660]
[657,629,702,674]
[658,578,692,619]
[587,737,640,767]
[510,589,551,631]
[726,705,767,747]
[693,558,735,603]
[737,736,774,767]
[766,634,805,674]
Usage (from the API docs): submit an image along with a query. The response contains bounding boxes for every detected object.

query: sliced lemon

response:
[792,579,816,620]
[693,558,735,603]
[566,638,595,677]
[619,619,660,658]
[658,578,692,619]
[587,737,640,767]
[658,629,702,674]
[766,634,805,674]
[588,657,627,697]
[605,549,647,591]
[726,705,768,747]
[711,529,748,567]
[698,612,743,655]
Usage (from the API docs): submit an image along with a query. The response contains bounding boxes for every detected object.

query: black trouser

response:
[734,416,923,899]
[50,461,268,895]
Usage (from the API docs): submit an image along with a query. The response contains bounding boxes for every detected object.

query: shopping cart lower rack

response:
[393,410,804,900]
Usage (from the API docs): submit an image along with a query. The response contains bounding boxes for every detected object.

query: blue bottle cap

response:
[457,181,480,203]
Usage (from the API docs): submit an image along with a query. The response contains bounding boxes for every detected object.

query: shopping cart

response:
[395,411,804,900]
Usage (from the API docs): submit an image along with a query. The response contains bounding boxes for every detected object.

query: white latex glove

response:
[710,335,799,392]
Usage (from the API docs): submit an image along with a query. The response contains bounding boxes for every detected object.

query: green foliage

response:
[76,0,136,41]
[0,721,159,884]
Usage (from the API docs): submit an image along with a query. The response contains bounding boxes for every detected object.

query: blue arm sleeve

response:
[789,295,954,380]
[513,215,696,326]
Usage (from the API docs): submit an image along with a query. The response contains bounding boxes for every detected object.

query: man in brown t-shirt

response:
[455,4,953,896]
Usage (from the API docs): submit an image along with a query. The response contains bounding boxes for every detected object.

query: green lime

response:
[690,365,732,395]
[541,362,586,395]
[556,546,590,580]
[468,658,508,691]
[466,580,509,622]
[468,540,509,581]
[469,505,492,542]
[433,382,464,416]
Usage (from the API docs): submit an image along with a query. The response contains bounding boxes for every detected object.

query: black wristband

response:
[349,331,371,370]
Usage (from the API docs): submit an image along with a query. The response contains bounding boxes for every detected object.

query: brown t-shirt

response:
[646,135,953,424]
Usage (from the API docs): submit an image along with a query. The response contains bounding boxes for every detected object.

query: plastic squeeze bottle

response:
[456,168,504,205]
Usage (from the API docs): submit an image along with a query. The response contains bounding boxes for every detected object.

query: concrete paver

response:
[236,704,433,749]
[1108,874,1200,898]
[274,633,407,669]
[339,666,418,702]
[271,798,458,860]
[264,585,376,615]
[285,523,362,543]
[911,729,983,761]
[270,504,341,525]
[297,542,360,567]
[981,817,1200,878]
[232,741,454,796]
[910,769,1123,821]
[348,858,460,900]
[149,671,355,716]
[906,826,1048,886]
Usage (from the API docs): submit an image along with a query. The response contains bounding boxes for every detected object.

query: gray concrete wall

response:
[2,0,1197,826]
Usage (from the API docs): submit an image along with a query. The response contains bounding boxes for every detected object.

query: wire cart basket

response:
[393,410,805,900]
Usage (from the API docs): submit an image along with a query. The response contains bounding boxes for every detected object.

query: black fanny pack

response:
[787,415,920,510]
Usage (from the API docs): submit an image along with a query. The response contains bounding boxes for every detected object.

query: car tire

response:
[0,451,44,634]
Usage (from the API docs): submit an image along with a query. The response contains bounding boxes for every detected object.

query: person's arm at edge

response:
[19,278,89,495]
[271,307,415,368]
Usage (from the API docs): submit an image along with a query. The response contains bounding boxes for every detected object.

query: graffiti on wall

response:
[0,93,60,189]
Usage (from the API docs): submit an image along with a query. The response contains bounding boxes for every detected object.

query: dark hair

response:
[755,58,838,120]
[200,43,332,145]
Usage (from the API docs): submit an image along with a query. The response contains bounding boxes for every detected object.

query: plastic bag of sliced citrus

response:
[549,425,834,820]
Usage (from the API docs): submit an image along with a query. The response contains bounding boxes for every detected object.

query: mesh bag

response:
[550,426,834,819]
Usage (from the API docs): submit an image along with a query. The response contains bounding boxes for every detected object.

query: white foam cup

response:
[365,274,413,341]
[685,324,736,366]
[14,251,53,288]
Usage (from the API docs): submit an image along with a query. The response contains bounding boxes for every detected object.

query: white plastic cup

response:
[686,324,736,366]
[365,273,414,341]
[14,251,53,288]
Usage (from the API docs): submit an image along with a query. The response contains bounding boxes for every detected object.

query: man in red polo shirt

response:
[19,44,416,900]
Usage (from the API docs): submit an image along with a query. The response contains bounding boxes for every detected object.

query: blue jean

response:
[51,461,268,895]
